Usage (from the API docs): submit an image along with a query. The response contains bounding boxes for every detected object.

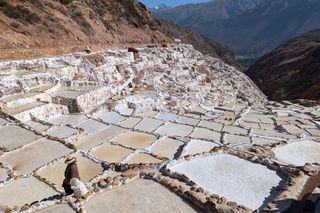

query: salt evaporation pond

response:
[35,204,76,213]
[170,154,287,210]
[85,179,204,213]
[274,140,320,166]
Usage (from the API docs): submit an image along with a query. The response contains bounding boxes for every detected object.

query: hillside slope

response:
[158,18,244,71]
[0,0,171,50]
[245,29,320,101]
[185,0,320,57]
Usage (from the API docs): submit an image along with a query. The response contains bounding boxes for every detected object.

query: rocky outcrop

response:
[245,29,320,101]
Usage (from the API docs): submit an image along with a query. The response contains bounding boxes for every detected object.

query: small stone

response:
[5,207,12,213]
[181,174,189,181]
[173,172,182,179]
[83,193,90,199]
[93,186,101,193]
[298,170,305,176]
[302,163,317,173]
[98,179,107,187]
[112,181,120,186]
[227,201,238,208]
[205,198,217,212]
[113,175,121,182]
[20,204,29,211]
[218,196,228,204]
[196,187,204,193]
[105,176,113,184]
[190,191,200,200]
[139,172,147,177]
[139,165,146,169]
[35,131,42,135]
[161,179,170,186]
[121,173,129,179]
[129,173,137,179]
[133,167,140,171]
[123,169,134,176]
[210,194,220,200]
[178,187,186,195]
[147,172,156,178]
[238,205,252,211]
[169,182,179,190]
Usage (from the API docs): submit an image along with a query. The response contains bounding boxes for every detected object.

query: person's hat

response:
[65,156,76,164]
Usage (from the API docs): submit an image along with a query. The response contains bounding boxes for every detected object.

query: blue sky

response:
[138,0,212,8]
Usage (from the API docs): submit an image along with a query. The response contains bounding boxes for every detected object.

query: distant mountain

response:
[158,18,244,71]
[149,3,172,11]
[186,0,320,58]
[151,0,265,24]
[245,29,320,101]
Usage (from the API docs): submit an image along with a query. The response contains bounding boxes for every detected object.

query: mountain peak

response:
[149,3,172,11]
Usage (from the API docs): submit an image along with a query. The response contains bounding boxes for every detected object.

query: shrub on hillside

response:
[10,21,20,28]
[60,0,72,5]
[0,2,40,24]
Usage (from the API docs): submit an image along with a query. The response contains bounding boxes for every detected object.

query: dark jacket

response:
[65,162,80,180]
[62,162,80,194]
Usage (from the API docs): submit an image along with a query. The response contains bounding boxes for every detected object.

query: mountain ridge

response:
[151,0,265,25]
[184,0,320,57]
[149,3,172,11]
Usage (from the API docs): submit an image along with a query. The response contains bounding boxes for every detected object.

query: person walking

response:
[62,156,80,195]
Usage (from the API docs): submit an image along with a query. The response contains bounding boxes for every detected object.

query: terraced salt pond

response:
[0,45,319,212]
[0,176,58,209]
[170,154,287,210]
[35,204,76,213]
[47,114,88,125]
[112,131,157,149]
[91,143,133,163]
[37,152,103,190]
[0,125,42,150]
[72,125,127,151]
[184,139,219,156]
[85,179,204,213]
[150,137,184,159]
[0,138,72,175]
[155,123,193,137]
[274,140,320,166]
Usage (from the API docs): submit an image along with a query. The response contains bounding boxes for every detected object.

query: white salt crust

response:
[170,154,287,210]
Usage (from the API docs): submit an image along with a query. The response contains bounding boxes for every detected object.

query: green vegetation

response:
[0,0,40,24]
[100,18,114,31]
[70,9,92,36]
[60,0,72,5]
[20,0,43,9]
[10,21,20,28]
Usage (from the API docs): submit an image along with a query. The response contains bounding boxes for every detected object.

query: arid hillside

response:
[0,0,171,50]
[246,29,320,101]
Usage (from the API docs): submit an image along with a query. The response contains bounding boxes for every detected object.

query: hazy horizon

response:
[138,0,212,8]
